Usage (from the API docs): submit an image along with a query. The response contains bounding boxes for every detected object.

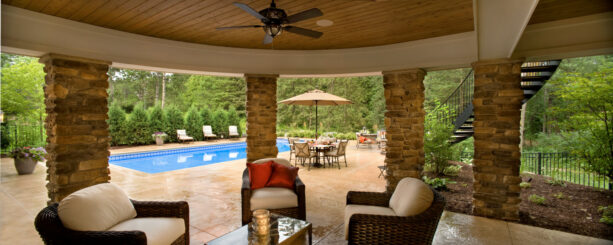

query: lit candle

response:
[252,209,270,235]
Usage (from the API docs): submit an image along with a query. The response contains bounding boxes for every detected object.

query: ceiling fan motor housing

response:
[259,7,287,37]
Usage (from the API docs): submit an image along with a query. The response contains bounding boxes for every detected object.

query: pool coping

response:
[109,138,290,162]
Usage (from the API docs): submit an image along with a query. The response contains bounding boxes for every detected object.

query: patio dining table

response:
[310,144,334,168]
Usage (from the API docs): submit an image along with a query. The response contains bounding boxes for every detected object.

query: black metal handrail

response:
[435,70,474,127]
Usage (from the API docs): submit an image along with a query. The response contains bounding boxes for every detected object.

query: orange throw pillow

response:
[266,162,299,189]
[247,161,274,190]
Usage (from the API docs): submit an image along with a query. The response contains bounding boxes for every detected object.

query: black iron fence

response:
[0,123,46,154]
[435,70,474,128]
[460,151,611,190]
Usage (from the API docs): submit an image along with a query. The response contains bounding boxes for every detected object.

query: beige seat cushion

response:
[344,204,396,240]
[250,187,298,211]
[58,183,136,231]
[389,177,434,216]
[108,217,185,245]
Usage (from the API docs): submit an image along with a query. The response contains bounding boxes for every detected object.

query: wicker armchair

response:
[345,187,445,245]
[35,200,189,245]
[241,158,306,225]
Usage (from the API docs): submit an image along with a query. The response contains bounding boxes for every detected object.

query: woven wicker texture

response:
[346,188,445,245]
[35,200,189,245]
[241,168,306,225]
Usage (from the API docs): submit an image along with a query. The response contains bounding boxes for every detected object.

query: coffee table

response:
[206,214,312,245]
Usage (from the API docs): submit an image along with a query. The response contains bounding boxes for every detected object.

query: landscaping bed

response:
[435,162,613,240]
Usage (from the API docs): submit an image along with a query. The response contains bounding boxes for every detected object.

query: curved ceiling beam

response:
[474,0,539,60]
[0,5,476,76]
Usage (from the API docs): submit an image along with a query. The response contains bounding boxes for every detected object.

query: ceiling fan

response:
[216,0,324,44]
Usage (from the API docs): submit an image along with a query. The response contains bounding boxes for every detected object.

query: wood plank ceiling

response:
[2,0,612,50]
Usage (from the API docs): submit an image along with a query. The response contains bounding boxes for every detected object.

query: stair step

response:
[522,71,554,80]
[454,130,474,135]
[521,60,561,71]
[459,125,473,129]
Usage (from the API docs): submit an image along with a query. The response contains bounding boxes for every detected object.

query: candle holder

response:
[252,209,270,236]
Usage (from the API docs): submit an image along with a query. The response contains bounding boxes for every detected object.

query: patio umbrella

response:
[280,89,352,139]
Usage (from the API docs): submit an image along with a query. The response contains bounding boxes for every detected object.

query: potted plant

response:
[152,132,168,146]
[9,146,46,175]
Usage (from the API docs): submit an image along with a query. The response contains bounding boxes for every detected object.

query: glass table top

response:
[207,214,311,245]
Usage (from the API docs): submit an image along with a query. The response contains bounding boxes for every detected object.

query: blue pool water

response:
[110,139,290,174]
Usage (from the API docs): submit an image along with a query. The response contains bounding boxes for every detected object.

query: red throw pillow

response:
[247,161,274,190]
[266,162,299,189]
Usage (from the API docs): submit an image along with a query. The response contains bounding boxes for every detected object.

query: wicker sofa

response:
[35,184,189,245]
[345,178,445,245]
[241,158,306,225]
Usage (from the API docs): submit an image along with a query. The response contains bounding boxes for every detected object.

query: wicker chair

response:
[241,158,306,225]
[35,200,189,245]
[345,181,445,245]
[294,142,317,170]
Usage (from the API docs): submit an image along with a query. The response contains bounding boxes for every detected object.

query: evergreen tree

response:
[108,104,127,145]
[164,106,184,143]
[227,106,241,136]
[148,105,166,133]
[211,109,229,136]
[200,108,213,126]
[184,106,203,141]
[127,104,151,145]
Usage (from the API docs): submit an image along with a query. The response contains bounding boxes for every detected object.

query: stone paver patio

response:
[0,139,609,245]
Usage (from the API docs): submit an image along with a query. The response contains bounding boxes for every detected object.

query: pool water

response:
[109,139,290,174]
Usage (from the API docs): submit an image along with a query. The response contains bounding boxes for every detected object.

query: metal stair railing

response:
[435,70,474,129]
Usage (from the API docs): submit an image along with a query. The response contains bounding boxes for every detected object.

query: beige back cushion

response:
[389,177,434,216]
[58,183,137,231]
[253,158,291,167]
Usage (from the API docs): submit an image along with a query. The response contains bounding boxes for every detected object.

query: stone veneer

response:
[245,74,279,162]
[40,54,111,203]
[472,59,524,221]
[382,69,426,193]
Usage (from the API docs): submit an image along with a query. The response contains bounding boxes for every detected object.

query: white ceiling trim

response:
[0,4,476,76]
[513,12,613,60]
[474,0,539,60]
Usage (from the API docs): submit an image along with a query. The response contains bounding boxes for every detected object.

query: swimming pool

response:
[109,139,291,174]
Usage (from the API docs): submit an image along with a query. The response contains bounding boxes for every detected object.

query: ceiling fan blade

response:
[263,34,274,44]
[216,25,262,30]
[284,26,323,39]
[286,8,323,24]
[233,2,268,21]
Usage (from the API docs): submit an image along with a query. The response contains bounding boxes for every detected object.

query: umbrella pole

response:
[315,101,318,139]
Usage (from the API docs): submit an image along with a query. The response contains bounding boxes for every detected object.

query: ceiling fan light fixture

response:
[264,24,283,37]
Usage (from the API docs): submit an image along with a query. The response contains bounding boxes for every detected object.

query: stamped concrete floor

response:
[1,139,610,245]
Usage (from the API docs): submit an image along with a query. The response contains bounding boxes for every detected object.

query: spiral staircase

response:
[436,60,562,144]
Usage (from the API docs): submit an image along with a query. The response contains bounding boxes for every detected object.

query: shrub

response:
[519,182,531,189]
[108,104,128,145]
[424,106,456,174]
[200,108,213,126]
[443,165,462,176]
[164,106,184,143]
[211,109,228,136]
[422,176,456,190]
[126,105,151,145]
[184,106,203,141]
[553,192,565,199]
[227,106,241,136]
[529,194,546,205]
[147,105,166,133]
[546,178,566,187]
[598,205,613,225]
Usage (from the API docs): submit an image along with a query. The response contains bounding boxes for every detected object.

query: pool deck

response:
[1,138,610,244]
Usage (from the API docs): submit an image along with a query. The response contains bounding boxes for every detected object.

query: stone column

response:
[472,59,524,221]
[40,54,111,203]
[382,69,426,193]
[245,74,279,162]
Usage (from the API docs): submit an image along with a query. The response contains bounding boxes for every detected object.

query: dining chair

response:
[287,138,297,163]
[325,140,348,168]
[294,142,316,170]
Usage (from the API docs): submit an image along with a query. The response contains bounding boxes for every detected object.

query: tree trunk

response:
[520,103,527,151]
[543,87,548,134]
[155,74,160,105]
[161,73,167,109]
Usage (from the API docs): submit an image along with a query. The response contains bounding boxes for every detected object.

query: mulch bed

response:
[430,162,613,240]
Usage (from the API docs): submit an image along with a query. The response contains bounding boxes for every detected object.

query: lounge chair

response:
[228,125,239,138]
[177,130,194,143]
[203,125,217,140]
